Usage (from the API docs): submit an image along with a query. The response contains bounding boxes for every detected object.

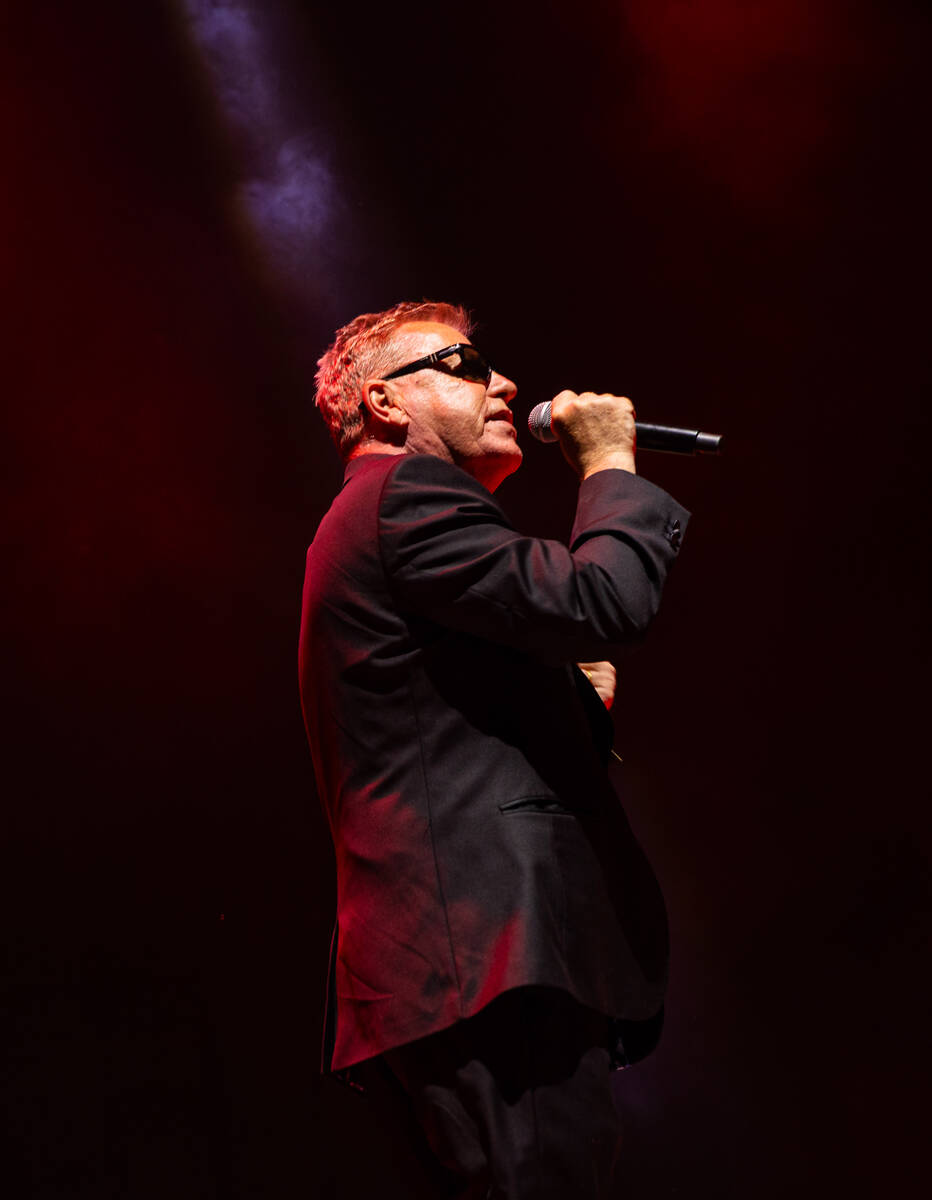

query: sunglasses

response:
[383,343,493,387]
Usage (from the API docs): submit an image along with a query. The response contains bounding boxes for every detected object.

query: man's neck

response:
[350,441,406,461]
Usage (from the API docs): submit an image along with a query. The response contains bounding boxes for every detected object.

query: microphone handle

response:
[527,402,723,455]
[635,423,723,455]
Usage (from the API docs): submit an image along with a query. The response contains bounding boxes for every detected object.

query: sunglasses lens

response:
[455,346,491,384]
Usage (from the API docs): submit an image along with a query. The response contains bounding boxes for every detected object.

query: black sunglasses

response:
[383,343,493,387]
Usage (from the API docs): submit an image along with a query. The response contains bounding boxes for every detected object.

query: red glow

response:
[624,0,868,209]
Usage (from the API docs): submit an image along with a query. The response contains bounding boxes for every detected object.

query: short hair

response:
[314,300,473,459]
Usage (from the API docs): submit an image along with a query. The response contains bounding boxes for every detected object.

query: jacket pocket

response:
[336,958,395,1002]
[498,796,576,817]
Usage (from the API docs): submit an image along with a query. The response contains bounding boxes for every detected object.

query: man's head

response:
[315,301,521,492]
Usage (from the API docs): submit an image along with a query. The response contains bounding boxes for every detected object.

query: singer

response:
[299,301,690,1198]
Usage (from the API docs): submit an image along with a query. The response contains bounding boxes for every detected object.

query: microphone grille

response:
[527,401,558,443]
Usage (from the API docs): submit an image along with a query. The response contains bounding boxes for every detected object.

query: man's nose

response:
[489,371,518,403]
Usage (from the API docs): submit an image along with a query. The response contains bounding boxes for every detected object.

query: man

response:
[299,301,689,1198]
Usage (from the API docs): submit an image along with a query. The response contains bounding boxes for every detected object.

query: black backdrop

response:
[3,1,929,1196]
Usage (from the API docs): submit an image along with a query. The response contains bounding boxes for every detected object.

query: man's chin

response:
[488,428,523,461]
[480,442,523,492]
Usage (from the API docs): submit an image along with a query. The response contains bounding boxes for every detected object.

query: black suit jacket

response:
[298,452,689,1073]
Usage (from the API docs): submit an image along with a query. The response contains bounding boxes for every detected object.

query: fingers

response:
[549,391,637,479]
[577,660,617,710]
[552,389,635,417]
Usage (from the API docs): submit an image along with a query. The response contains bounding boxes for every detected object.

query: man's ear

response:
[361,380,410,435]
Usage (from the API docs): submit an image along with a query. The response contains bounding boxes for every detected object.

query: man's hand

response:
[550,390,637,479]
[577,661,616,710]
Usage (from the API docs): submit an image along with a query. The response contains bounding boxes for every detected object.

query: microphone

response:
[527,401,723,455]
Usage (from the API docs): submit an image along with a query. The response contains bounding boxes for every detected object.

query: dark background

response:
[3,1,929,1196]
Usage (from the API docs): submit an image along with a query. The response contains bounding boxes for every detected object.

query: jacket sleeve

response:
[377,453,690,664]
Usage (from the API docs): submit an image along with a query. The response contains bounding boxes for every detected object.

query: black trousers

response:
[373,988,623,1199]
